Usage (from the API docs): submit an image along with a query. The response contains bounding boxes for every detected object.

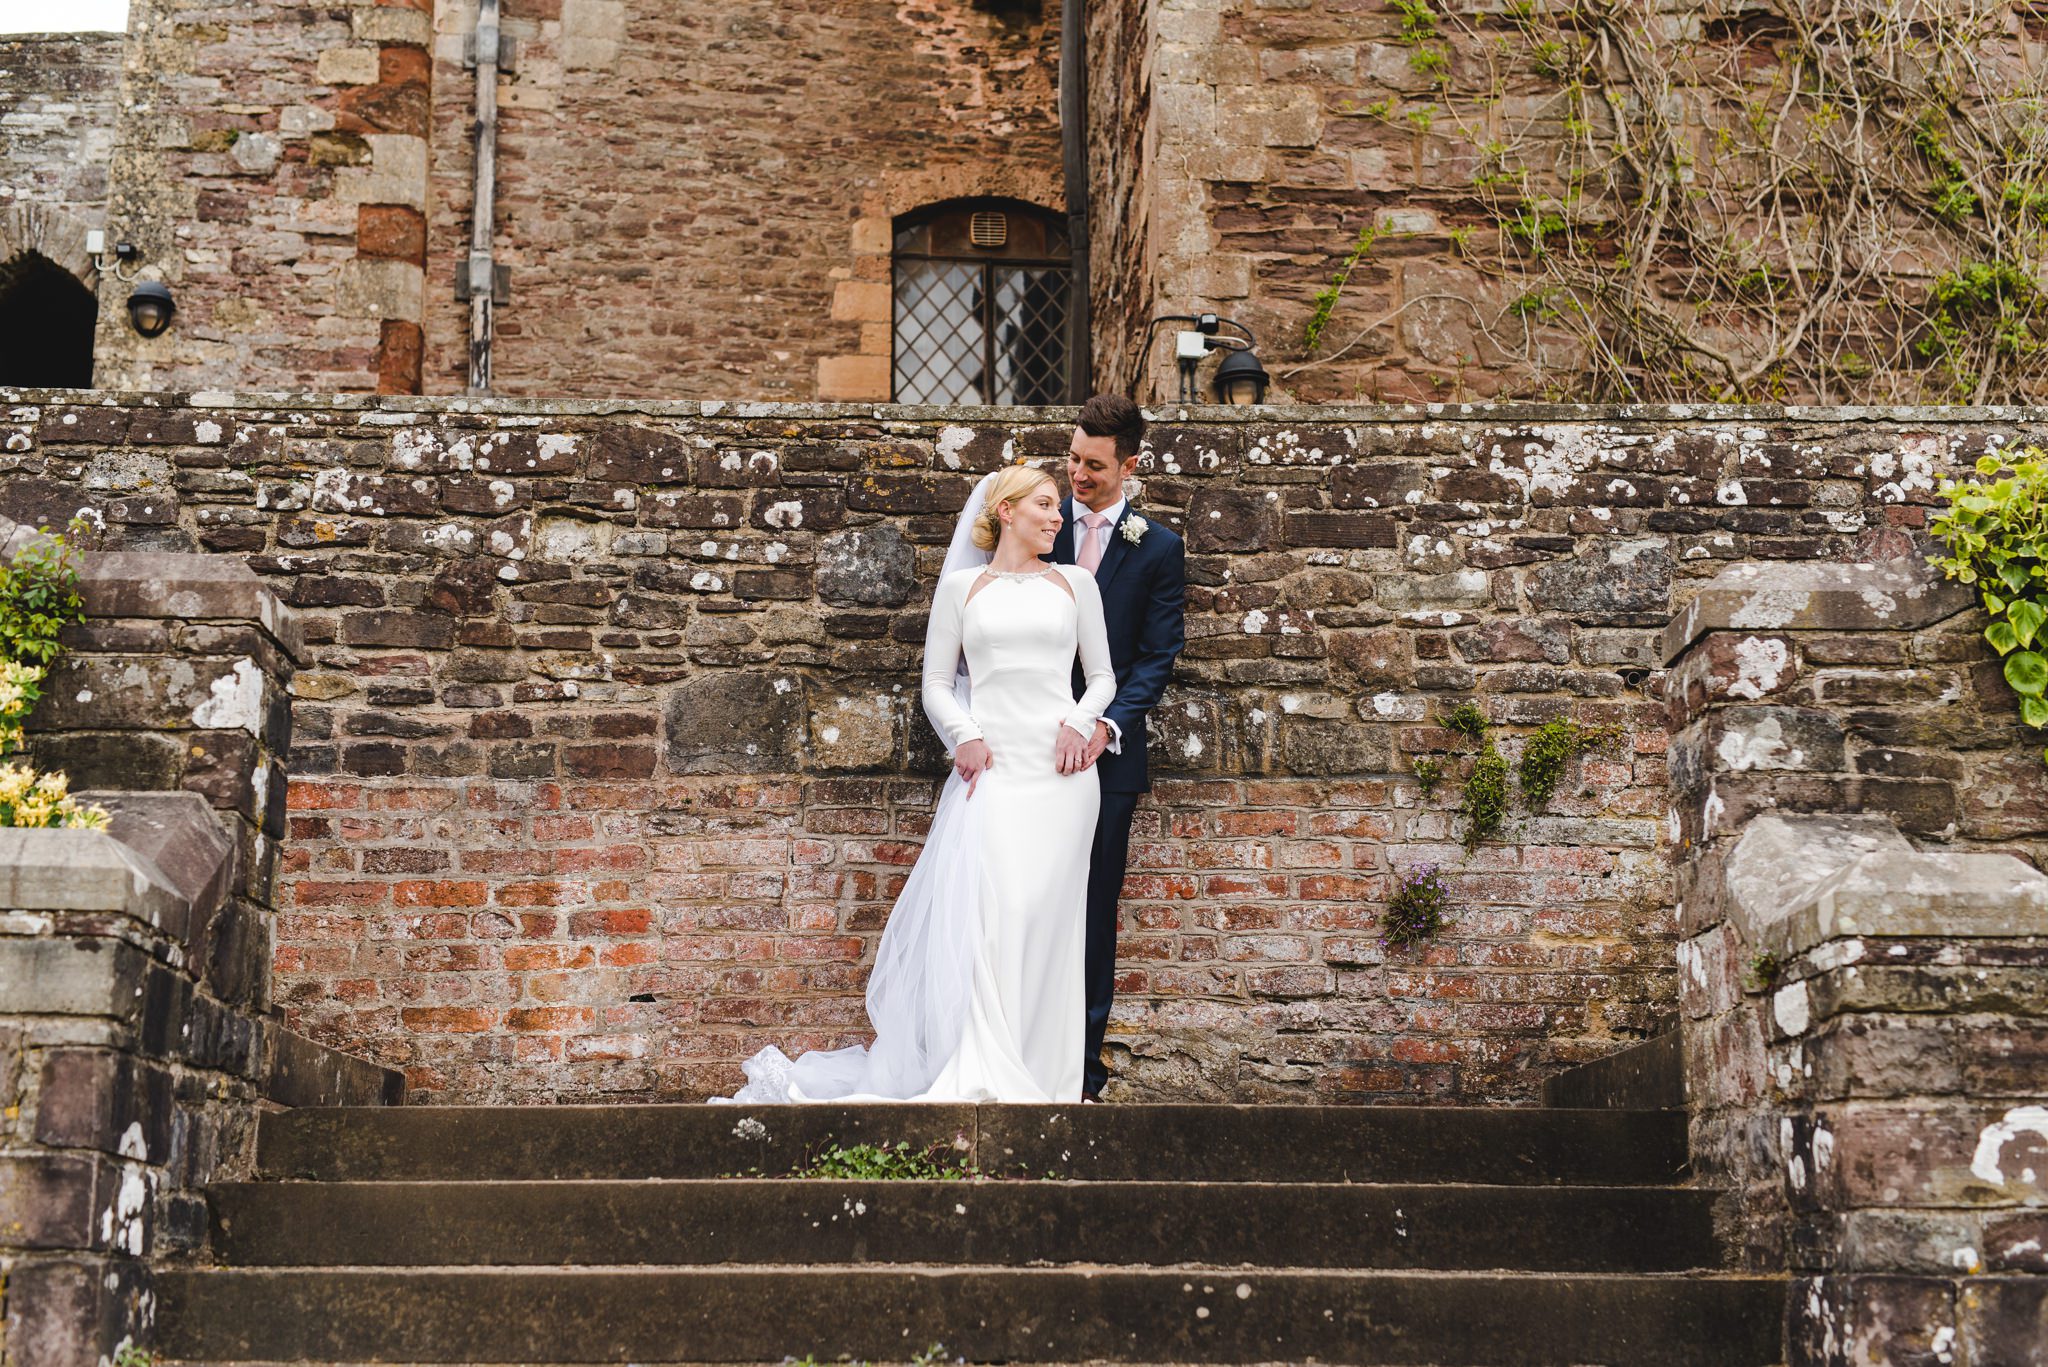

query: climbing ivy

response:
[1930,447,2048,758]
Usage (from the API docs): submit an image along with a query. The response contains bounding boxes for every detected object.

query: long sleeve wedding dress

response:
[725,559,1116,1104]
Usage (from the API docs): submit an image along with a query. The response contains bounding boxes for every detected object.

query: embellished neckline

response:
[983,566,1055,581]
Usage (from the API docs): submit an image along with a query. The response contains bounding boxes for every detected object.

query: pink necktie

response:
[1077,512,1108,573]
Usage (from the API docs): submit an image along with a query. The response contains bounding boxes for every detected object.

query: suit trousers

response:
[1083,787,1143,1096]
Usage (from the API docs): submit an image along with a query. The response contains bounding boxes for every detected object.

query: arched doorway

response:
[0,250,97,388]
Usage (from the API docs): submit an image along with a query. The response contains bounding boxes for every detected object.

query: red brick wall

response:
[9,393,2031,1104]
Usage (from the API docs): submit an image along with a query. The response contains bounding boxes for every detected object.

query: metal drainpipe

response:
[1060,0,1093,402]
[466,0,502,394]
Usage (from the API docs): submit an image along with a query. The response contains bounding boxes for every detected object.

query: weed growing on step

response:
[734,1140,976,1181]
[786,1342,953,1366]
[1382,864,1453,949]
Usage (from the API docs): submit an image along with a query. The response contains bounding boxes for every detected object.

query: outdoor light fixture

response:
[126,282,176,338]
[1211,345,1270,405]
[1140,311,1268,404]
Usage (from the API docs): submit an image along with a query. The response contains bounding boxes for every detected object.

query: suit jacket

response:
[1049,497,1187,793]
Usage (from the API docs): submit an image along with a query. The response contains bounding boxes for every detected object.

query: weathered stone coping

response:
[1722,810,2048,963]
[1661,560,1976,663]
[0,826,187,920]
[79,552,305,664]
[15,385,2048,424]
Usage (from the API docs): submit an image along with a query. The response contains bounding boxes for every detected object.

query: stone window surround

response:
[817,166,1063,403]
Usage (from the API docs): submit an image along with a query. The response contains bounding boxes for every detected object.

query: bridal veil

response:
[724,471,1001,1102]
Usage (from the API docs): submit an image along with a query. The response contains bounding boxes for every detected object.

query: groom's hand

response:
[1053,724,1091,775]
[1083,721,1111,767]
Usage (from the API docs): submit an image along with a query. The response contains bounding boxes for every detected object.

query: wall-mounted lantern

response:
[125,281,176,338]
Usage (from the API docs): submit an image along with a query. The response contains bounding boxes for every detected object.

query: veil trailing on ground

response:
[722,472,1002,1102]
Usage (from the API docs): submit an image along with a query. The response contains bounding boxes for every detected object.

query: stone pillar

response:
[1663,556,2048,1364]
[0,534,399,1367]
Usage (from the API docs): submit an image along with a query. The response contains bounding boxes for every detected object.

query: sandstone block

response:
[817,355,890,402]
[831,281,890,324]
[333,258,424,322]
[333,134,429,210]
[316,47,381,86]
[1530,542,1674,623]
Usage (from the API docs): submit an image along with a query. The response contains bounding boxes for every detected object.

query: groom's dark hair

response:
[1077,393,1146,461]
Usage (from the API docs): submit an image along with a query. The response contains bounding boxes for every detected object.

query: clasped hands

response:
[953,721,1110,796]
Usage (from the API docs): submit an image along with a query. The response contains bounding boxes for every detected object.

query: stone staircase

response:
[156,1103,1788,1365]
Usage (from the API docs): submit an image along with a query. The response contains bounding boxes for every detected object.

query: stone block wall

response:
[0,33,121,284]
[4,390,2040,1106]
[419,0,1064,400]
[1664,558,2048,1363]
[0,538,398,1367]
[93,0,433,394]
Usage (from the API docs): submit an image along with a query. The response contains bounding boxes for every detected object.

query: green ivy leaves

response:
[1932,447,2048,764]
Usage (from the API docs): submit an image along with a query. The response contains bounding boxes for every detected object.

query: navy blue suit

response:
[1049,497,1187,1095]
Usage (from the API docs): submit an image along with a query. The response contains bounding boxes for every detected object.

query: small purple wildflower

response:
[1381,862,1451,949]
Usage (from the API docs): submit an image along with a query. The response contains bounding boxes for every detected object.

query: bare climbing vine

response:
[1292,0,2048,404]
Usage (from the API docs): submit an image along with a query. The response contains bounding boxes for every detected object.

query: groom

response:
[1049,394,1187,1100]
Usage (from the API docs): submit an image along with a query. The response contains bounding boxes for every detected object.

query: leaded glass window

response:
[892,202,1071,405]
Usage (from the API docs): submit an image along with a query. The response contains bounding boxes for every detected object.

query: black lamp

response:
[1211,346,1269,405]
[126,282,176,338]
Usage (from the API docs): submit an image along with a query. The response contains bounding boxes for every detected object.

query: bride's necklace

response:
[984,563,1052,581]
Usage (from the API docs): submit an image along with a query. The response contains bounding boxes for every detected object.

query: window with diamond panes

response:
[893,204,1071,405]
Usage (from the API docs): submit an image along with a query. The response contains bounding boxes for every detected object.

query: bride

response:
[726,464,1116,1103]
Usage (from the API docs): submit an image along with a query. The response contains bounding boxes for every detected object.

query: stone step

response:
[155,1267,1789,1366]
[207,1179,1722,1273]
[256,1104,1691,1186]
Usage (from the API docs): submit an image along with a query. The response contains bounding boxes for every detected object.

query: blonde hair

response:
[970,465,1057,552]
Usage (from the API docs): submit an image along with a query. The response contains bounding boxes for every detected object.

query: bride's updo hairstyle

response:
[970,465,1057,552]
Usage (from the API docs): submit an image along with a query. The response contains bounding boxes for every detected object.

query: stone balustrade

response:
[0,523,397,1367]
[1665,554,2048,1363]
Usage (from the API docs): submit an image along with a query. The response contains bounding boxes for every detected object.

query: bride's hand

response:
[954,739,993,797]
[1053,723,1091,776]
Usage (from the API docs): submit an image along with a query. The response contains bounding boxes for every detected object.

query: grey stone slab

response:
[1724,812,1912,950]
[155,1266,1790,1366]
[263,1025,405,1109]
[1763,849,2048,961]
[0,828,186,923]
[95,790,230,930]
[79,551,304,663]
[1663,559,1974,663]
[0,936,149,1018]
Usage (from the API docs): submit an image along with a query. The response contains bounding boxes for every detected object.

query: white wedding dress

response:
[723,486,1116,1104]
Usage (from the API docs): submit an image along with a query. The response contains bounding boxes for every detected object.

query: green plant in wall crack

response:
[1458,741,1510,849]
[1517,718,1621,811]
[1931,447,2048,756]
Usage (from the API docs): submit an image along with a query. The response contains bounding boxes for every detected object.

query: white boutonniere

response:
[1121,515,1148,545]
